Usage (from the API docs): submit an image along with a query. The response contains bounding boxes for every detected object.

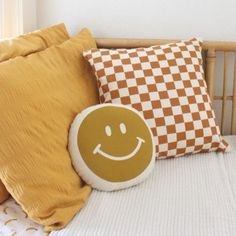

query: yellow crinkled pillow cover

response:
[0,183,9,203]
[0,23,69,204]
[0,23,69,62]
[0,28,99,231]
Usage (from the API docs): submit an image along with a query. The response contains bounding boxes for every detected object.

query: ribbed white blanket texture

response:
[52,136,236,236]
[0,136,236,236]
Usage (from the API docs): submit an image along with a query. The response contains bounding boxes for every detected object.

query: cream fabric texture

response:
[0,28,99,231]
[51,136,236,236]
[0,198,44,235]
[84,39,229,159]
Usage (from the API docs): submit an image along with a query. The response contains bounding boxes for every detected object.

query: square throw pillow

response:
[0,23,69,204]
[0,28,99,231]
[84,38,229,159]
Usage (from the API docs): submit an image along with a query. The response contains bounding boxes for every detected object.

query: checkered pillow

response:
[83,38,229,159]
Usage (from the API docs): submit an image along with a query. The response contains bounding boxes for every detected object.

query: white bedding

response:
[1,136,236,236]
[0,198,44,236]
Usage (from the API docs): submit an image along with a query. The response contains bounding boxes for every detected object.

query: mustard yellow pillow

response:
[0,28,99,231]
[0,23,69,204]
[0,23,69,63]
[0,182,9,203]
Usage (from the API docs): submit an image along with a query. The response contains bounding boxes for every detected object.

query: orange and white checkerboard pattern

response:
[84,38,229,159]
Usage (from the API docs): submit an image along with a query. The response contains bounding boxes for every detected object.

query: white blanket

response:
[1,136,236,236]
[51,136,236,236]
[0,198,44,236]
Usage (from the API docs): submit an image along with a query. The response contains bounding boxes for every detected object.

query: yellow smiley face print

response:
[69,104,155,191]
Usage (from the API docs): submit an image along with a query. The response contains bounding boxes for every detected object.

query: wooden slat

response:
[221,53,228,134]
[96,38,236,51]
[232,53,236,134]
[206,49,216,101]
[214,95,233,101]
[96,38,177,49]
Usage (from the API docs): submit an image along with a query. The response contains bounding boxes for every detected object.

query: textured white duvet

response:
[1,136,236,236]
[52,136,236,236]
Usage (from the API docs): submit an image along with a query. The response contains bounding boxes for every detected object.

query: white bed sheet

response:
[0,136,236,236]
[51,136,236,236]
[0,198,44,236]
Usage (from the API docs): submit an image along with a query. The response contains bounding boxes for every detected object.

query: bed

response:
[1,38,236,236]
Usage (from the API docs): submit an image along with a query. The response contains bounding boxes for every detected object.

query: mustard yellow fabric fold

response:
[0,23,69,204]
[0,23,69,63]
[0,28,99,231]
[0,182,9,203]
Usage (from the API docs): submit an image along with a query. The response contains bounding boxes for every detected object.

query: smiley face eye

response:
[105,125,112,136]
[120,123,127,134]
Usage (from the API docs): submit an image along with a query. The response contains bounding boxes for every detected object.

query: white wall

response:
[22,0,37,33]
[36,0,235,134]
[36,0,236,40]
[0,0,36,38]
[0,0,23,38]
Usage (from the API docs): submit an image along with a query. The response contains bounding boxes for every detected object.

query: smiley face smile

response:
[93,137,145,161]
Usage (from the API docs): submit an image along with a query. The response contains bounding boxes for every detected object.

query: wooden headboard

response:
[95,38,236,135]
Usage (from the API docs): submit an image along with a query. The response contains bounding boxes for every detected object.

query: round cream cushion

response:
[69,104,155,191]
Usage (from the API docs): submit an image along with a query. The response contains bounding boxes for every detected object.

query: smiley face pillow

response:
[68,104,155,191]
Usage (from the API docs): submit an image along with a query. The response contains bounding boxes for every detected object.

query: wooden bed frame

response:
[95,38,236,135]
